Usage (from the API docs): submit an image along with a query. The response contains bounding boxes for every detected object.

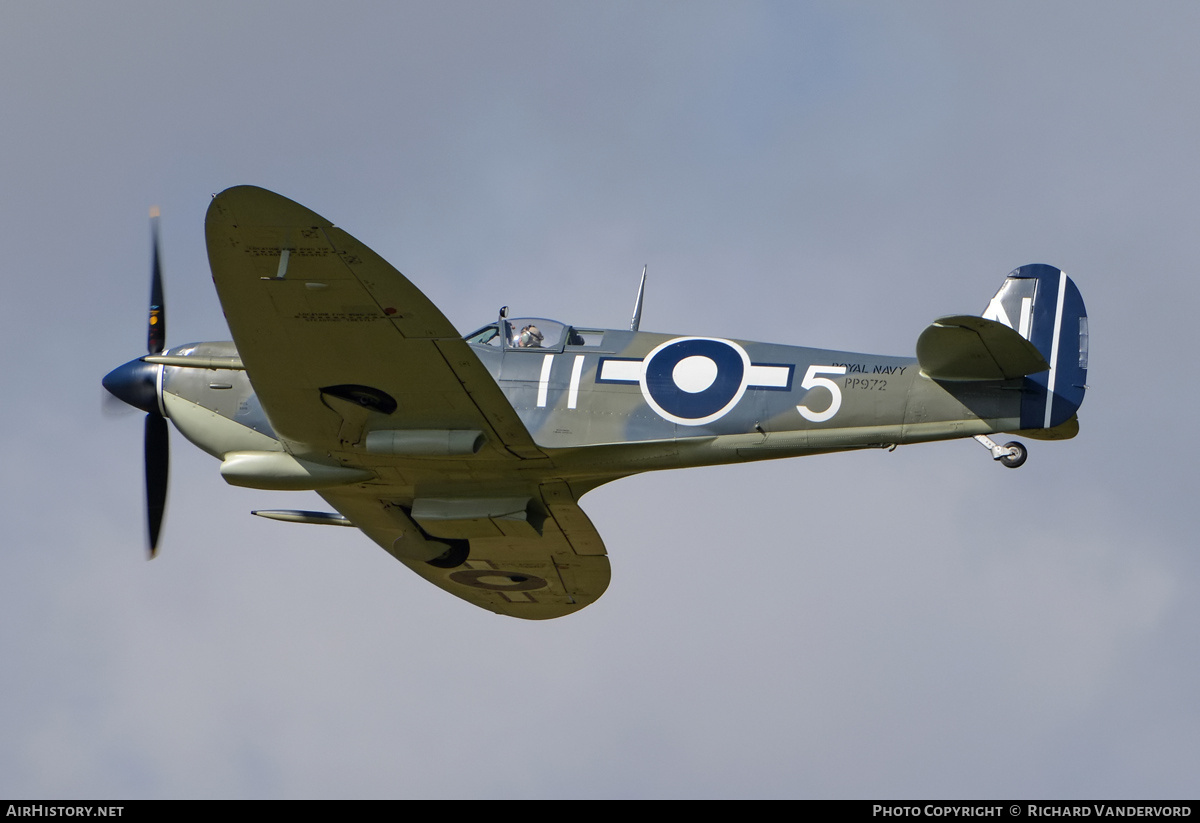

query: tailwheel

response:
[999,441,1027,469]
[973,434,1028,469]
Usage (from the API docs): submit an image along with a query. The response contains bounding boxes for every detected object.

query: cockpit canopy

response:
[464,318,606,352]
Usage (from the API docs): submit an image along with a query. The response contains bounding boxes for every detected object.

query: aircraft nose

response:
[102,358,162,415]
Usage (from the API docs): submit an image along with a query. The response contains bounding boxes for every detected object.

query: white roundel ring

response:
[639,337,752,426]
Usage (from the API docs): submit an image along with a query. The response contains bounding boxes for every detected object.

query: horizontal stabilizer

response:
[917,315,1048,381]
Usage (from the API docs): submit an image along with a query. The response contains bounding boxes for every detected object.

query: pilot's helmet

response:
[518,325,544,348]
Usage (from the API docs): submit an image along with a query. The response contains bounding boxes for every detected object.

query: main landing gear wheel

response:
[973,434,1028,469]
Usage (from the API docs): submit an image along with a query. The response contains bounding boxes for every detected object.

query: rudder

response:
[983,264,1088,429]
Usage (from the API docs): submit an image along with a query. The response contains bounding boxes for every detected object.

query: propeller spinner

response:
[102,208,169,558]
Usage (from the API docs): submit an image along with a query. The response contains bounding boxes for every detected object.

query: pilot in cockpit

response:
[516,324,544,348]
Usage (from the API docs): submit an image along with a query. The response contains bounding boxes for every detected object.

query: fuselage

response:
[154,320,1023,495]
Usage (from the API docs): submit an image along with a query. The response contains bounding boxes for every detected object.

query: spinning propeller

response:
[102,208,169,557]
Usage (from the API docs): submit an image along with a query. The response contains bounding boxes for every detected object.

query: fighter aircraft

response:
[103,186,1088,619]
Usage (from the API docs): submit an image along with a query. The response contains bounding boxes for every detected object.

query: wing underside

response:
[205,186,608,619]
[205,185,542,460]
[319,482,610,619]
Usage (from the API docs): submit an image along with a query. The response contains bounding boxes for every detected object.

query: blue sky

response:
[2,1,1197,798]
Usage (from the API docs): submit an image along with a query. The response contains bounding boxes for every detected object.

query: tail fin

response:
[983,264,1088,429]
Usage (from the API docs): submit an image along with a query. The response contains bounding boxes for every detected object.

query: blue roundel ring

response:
[639,337,752,426]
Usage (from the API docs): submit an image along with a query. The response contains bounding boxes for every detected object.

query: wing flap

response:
[434,340,546,459]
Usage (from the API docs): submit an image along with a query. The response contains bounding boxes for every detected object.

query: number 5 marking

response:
[797,365,846,422]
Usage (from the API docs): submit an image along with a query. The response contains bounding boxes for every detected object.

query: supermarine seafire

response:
[103,187,1088,619]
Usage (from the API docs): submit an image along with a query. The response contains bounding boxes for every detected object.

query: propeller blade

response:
[147,207,165,355]
[144,411,169,558]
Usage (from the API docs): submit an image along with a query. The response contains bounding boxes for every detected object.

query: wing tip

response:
[207,185,332,230]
